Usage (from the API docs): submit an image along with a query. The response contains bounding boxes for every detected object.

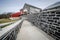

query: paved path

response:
[16,20,54,40]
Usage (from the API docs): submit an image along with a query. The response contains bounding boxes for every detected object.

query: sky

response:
[0,0,60,14]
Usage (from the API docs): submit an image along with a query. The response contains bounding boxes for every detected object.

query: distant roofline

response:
[44,1,60,10]
[24,3,41,10]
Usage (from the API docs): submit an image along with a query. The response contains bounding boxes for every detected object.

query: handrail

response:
[0,19,23,40]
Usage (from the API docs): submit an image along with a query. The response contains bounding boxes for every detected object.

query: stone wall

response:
[40,11,60,40]
[26,11,60,40]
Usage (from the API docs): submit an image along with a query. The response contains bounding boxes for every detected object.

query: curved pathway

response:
[16,20,54,40]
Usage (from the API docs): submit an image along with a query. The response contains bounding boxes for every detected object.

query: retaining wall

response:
[26,11,60,40]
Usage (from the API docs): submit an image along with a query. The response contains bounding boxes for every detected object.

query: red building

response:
[10,10,23,20]
[11,12,21,17]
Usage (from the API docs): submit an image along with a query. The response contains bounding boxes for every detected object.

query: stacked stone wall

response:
[26,11,60,40]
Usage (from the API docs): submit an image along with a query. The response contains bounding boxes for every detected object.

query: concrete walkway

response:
[16,20,54,40]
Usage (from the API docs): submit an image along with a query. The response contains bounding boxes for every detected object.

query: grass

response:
[0,18,19,28]
[1,23,12,28]
[0,18,17,23]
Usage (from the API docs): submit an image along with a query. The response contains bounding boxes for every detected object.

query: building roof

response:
[11,12,21,17]
[24,3,41,10]
[45,2,60,9]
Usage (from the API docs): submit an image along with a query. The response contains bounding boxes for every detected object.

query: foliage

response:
[0,12,12,19]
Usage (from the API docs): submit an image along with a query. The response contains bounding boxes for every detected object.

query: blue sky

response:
[0,0,60,14]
